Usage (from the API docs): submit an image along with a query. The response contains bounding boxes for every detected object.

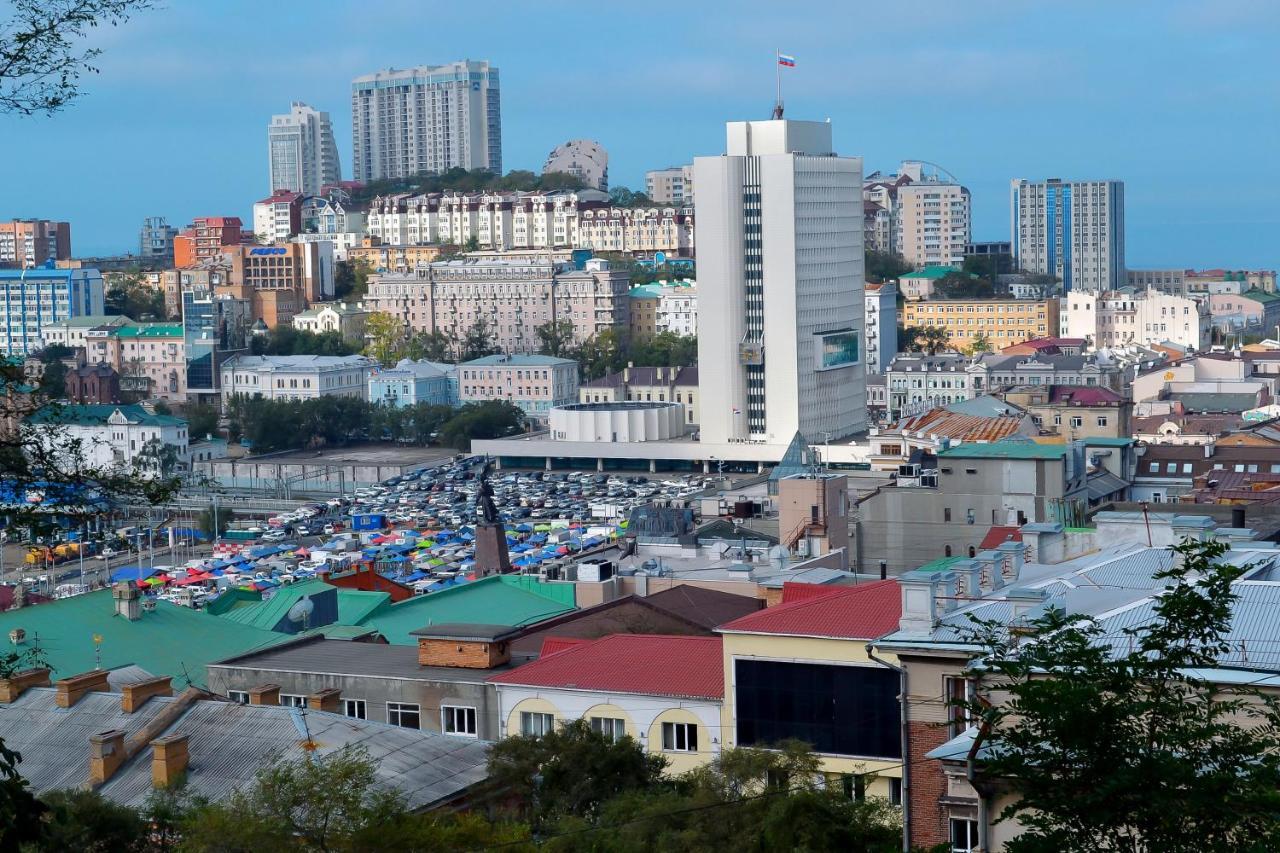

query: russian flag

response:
[778,54,796,67]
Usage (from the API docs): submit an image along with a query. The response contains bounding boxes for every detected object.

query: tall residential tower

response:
[350,60,501,183]
[695,118,867,445]
[1011,178,1125,292]
[267,102,342,196]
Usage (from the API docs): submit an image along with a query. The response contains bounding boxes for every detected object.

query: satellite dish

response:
[287,596,315,628]
[768,545,790,572]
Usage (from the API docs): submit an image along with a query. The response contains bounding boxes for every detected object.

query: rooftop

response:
[901,265,960,280]
[488,634,724,701]
[225,355,375,371]
[937,440,1068,461]
[29,403,186,428]
[889,408,1028,444]
[717,580,901,640]
[460,354,577,367]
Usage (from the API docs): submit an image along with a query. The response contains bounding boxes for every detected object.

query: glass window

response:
[589,716,626,742]
[342,698,367,719]
[228,690,249,705]
[662,721,698,752]
[388,702,421,729]
[945,676,972,737]
[442,705,478,737]
[520,711,555,737]
[951,818,979,853]
[279,694,307,708]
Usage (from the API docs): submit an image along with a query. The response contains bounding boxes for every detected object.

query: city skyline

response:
[1,0,1277,267]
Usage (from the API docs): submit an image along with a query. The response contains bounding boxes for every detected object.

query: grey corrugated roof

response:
[1086,470,1129,500]
[106,665,155,689]
[96,700,491,810]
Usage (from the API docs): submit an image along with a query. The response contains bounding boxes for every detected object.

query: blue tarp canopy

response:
[110,565,161,582]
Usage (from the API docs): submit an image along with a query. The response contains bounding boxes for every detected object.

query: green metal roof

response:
[915,556,966,574]
[1082,437,1134,447]
[0,589,288,687]
[29,403,186,428]
[1243,288,1280,305]
[215,580,390,633]
[937,440,1068,460]
[901,265,960,280]
[115,324,183,338]
[358,576,575,645]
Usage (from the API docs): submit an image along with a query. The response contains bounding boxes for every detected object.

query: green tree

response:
[865,250,912,283]
[464,234,481,252]
[935,271,993,300]
[29,788,149,852]
[251,325,355,357]
[576,328,627,380]
[535,319,577,358]
[364,312,407,365]
[438,401,525,451]
[104,272,166,320]
[969,332,993,355]
[608,186,653,207]
[333,258,372,300]
[0,0,154,116]
[196,503,234,540]
[629,331,697,368]
[901,324,951,355]
[184,403,219,440]
[458,318,499,362]
[488,719,668,832]
[405,330,454,362]
[963,537,1280,852]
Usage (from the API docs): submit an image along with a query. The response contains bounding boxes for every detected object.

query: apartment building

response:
[0,267,104,356]
[1060,288,1210,352]
[0,219,71,268]
[138,216,177,262]
[1208,288,1280,336]
[895,178,971,267]
[458,354,579,424]
[579,365,699,426]
[863,171,912,255]
[629,288,658,342]
[267,101,341,196]
[364,257,629,354]
[158,259,233,319]
[344,242,444,273]
[575,206,694,257]
[29,403,189,477]
[219,354,375,405]
[216,242,334,328]
[39,315,130,351]
[174,217,245,268]
[181,288,251,401]
[542,139,608,191]
[1001,384,1131,439]
[83,323,187,402]
[645,165,693,205]
[902,297,1059,352]
[1011,178,1125,292]
[252,190,304,243]
[350,60,501,182]
[864,282,899,374]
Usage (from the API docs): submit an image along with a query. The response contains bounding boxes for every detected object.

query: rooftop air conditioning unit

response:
[898,463,920,478]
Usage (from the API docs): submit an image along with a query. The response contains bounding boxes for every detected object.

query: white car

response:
[323,524,337,535]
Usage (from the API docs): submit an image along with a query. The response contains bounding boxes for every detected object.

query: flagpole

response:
[775,50,781,118]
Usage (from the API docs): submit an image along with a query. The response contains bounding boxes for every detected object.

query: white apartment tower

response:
[894,164,971,267]
[351,60,501,183]
[695,118,867,445]
[1011,178,1125,293]
[267,102,342,196]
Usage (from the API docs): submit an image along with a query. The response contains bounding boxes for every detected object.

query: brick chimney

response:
[411,624,519,669]
[90,729,127,785]
[307,688,342,713]
[56,669,111,708]
[151,734,189,788]
[113,581,142,621]
[248,683,281,705]
[122,676,173,713]
[0,667,51,703]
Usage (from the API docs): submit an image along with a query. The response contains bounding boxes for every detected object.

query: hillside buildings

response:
[267,101,342,196]
[458,354,579,424]
[219,354,376,404]
[365,256,629,354]
[542,140,608,191]
[0,267,104,356]
[0,219,71,268]
[645,165,694,205]
[215,242,334,328]
[861,162,970,266]
[182,288,251,402]
[351,60,501,182]
[252,190,304,243]
[695,117,867,444]
[1060,289,1211,351]
[1011,178,1125,292]
[291,301,370,345]
[174,217,245,268]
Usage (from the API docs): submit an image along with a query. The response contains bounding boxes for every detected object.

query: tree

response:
[488,719,668,833]
[0,0,154,116]
[963,538,1280,852]
[901,324,951,355]
[29,788,149,852]
[438,401,525,451]
[968,332,993,355]
[535,319,577,358]
[405,330,454,363]
[196,503,234,540]
[576,328,626,380]
[364,312,407,365]
[104,274,166,320]
[629,331,697,368]
[185,403,219,441]
[458,318,499,362]
[250,325,355,357]
[608,186,653,207]
[464,234,481,252]
[935,271,993,300]
[333,258,372,301]
[865,250,912,283]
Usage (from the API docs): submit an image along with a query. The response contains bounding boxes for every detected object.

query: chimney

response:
[954,560,982,601]
[90,729,127,785]
[975,551,1005,593]
[56,669,111,708]
[122,676,173,713]
[1019,522,1065,565]
[1171,515,1217,570]
[0,667,51,703]
[248,683,281,706]
[151,734,189,789]
[996,540,1024,585]
[307,688,342,713]
[897,570,941,634]
[1007,587,1049,632]
[412,626,518,669]
[113,581,142,621]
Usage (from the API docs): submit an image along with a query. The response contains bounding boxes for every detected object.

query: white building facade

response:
[32,404,190,478]
[1011,178,1125,292]
[219,355,375,405]
[542,140,608,191]
[645,165,694,205]
[1061,289,1211,352]
[267,102,341,196]
[695,118,867,444]
[895,177,971,268]
[864,281,899,374]
[655,284,697,336]
[350,61,501,182]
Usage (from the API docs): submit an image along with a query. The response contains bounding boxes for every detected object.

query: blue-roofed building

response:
[0,265,105,356]
[369,359,456,408]
[458,354,579,425]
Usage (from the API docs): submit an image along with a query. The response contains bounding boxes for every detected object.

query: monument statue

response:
[477,471,500,525]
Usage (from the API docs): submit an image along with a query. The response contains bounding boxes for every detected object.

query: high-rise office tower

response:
[1011,178,1125,292]
[268,102,342,196]
[695,118,867,445]
[350,60,501,183]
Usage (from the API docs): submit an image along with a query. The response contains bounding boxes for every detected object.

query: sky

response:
[3,0,1279,267]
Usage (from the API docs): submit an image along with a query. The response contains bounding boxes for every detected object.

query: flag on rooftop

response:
[778,54,796,67]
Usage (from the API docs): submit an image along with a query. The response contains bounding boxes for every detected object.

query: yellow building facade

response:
[903,298,1059,351]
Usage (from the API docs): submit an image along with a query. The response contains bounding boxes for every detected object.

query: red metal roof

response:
[489,634,724,700]
[780,582,845,604]
[979,526,1023,550]
[894,408,1026,443]
[539,637,591,657]
[717,580,902,640]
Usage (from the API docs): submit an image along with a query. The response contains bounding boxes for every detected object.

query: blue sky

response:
[3,0,1278,266]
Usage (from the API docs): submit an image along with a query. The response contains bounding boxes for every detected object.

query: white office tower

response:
[1011,178,1125,293]
[351,60,502,182]
[268,102,342,196]
[695,119,867,445]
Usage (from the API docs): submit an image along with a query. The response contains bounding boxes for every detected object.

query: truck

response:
[221,529,260,543]
[351,513,386,532]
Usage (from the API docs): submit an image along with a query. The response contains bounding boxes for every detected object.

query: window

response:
[228,690,249,705]
[1096,416,1108,427]
[280,694,307,708]
[662,721,698,752]
[442,705,478,737]
[944,508,951,522]
[520,711,555,737]
[889,777,903,806]
[342,698,367,719]
[945,676,972,737]
[951,818,979,852]
[1149,462,1159,473]
[388,702,421,729]
[842,773,867,801]
[590,716,626,742]
[1070,416,1083,428]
